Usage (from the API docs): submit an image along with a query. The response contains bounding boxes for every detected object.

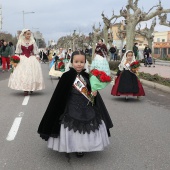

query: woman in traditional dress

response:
[49,48,65,78]
[90,39,110,76]
[8,29,45,96]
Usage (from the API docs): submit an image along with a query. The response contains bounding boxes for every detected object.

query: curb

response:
[111,71,170,94]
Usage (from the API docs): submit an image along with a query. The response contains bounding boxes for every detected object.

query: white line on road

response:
[6,112,24,141]
[22,95,30,105]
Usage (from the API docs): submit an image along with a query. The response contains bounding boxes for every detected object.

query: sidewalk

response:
[139,64,170,93]
[139,64,170,79]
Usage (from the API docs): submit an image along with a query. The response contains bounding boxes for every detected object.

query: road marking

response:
[6,112,24,141]
[158,94,165,97]
[22,95,30,105]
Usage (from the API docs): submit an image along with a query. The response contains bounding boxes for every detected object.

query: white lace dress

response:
[8,41,45,91]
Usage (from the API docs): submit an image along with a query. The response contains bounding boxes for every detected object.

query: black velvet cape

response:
[38,68,113,141]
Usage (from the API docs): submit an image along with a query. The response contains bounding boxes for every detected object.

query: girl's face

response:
[72,54,85,73]
[98,40,103,45]
[126,52,133,62]
[3,42,7,46]
[24,31,31,40]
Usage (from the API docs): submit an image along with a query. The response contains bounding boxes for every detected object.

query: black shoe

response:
[76,152,84,158]
[125,96,128,100]
[29,91,33,94]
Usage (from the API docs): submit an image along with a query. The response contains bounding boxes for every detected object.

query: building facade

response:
[110,23,148,51]
[153,31,170,58]
[111,23,170,58]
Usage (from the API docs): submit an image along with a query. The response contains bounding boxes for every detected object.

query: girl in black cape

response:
[38,51,113,157]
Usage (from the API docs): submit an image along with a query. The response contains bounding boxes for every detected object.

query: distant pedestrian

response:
[114,46,119,61]
[40,50,48,63]
[109,45,116,61]
[8,42,15,56]
[143,44,152,58]
[0,41,11,72]
[0,39,4,66]
[121,45,126,59]
[143,44,152,67]
[8,42,15,69]
[133,43,139,59]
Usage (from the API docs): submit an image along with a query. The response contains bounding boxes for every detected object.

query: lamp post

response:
[23,11,35,28]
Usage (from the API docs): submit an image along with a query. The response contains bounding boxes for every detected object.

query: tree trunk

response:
[103,26,108,45]
[120,39,124,57]
[147,39,152,52]
[92,38,96,60]
[126,23,136,51]
[73,39,75,51]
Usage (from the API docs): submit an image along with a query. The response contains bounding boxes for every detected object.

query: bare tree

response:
[101,11,120,45]
[119,0,170,50]
[136,18,156,49]
[71,30,79,51]
[115,22,126,55]
[92,23,101,59]
[158,13,170,27]
[0,32,17,45]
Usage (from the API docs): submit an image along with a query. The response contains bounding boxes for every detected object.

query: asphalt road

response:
[0,64,170,170]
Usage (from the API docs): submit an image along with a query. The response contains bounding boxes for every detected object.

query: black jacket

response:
[38,68,113,140]
[143,47,152,56]
[109,47,116,53]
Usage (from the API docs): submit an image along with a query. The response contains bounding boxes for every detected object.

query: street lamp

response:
[23,11,35,28]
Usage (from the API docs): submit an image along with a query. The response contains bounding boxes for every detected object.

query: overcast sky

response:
[1,0,170,43]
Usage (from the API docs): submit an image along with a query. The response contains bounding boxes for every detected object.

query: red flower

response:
[91,69,100,76]
[99,74,111,82]
[130,60,140,69]
[90,69,111,82]
[11,55,20,63]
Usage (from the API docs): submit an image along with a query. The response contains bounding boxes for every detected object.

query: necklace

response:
[24,39,30,49]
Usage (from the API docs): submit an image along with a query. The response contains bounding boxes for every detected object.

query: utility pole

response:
[22,11,35,28]
[0,4,2,30]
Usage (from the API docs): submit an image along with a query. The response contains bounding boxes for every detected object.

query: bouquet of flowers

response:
[10,55,20,66]
[89,54,112,105]
[10,55,20,72]
[90,54,111,91]
[130,60,140,73]
[90,69,111,91]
